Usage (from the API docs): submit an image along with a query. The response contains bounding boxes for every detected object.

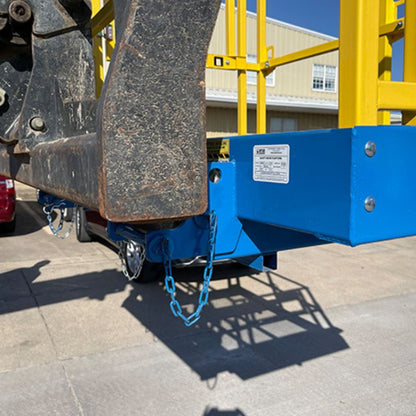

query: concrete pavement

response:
[0,184,415,415]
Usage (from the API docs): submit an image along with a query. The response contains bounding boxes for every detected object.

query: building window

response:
[270,118,297,133]
[247,55,275,87]
[312,64,337,92]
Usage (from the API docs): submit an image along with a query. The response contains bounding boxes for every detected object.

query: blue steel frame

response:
[40,126,416,272]
[111,126,416,271]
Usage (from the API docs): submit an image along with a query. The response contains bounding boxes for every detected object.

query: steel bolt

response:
[0,88,6,108]
[30,117,46,131]
[364,197,376,212]
[365,141,377,157]
[9,0,32,24]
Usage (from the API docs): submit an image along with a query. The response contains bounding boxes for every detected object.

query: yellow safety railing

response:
[91,0,415,133]
[91,0,115,98]
[206,0,266,135]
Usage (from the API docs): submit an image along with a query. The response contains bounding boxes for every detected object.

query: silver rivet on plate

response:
[364,197,376,212]
[365,141,376,157]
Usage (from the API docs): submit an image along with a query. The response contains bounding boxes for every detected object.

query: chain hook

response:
[162,211,218,327]
[43,201,77,239]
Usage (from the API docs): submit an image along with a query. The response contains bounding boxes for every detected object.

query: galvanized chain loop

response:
[118,240,146,281]
[163,211,218,327]
[43,202,76,240]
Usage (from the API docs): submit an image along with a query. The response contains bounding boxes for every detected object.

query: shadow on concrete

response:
[122,265,349,380]
[0,259,349,382]
[203,407,246,416]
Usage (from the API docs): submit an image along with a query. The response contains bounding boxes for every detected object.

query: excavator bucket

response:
[0,0,221,222]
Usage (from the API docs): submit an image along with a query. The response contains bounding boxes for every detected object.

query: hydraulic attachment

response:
[0,0,221,222]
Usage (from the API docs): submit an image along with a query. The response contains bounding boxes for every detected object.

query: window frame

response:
[312,64,338,93]
[270,117,298,133]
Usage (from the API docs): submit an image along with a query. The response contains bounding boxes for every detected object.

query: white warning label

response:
[253,145,290,184]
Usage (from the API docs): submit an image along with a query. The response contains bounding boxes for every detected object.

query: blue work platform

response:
[134,126,416,268]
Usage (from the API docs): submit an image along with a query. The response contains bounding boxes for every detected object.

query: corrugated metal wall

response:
[207,108,338,138]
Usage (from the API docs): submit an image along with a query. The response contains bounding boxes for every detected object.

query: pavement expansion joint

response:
[21,269,61,360]
[62,364,85,416]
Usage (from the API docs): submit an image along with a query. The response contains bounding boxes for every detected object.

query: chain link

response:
[43,202,76,240]
[118,240,146,281]
[162,211,218,327]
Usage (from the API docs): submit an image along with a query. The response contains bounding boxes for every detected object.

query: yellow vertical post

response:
[92,0,105,98]
[105,17,115,71]
[256,0,267,134]
[339,0,380,128]
[378,0,394,125]
[225,0,236,56]
[403,0,416,125]
[237,0,247,135]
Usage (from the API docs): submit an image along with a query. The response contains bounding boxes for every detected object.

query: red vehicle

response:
[0,175,16,233]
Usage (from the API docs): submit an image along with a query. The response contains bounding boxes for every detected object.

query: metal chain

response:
[163,211,218,327]
[43,202,76,240]
[118,241,146,281]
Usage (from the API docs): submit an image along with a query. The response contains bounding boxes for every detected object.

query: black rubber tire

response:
[137,261,164,283]
[121,241,163,283]
[62,207,73,222]
[0,217,16,233]
[75,207,91,242]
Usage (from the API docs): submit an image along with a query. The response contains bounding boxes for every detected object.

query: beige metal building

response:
[206,5,339,137]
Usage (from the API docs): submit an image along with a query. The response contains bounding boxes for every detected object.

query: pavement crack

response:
[19,269,87,413]
[62,364,85,416]
[21,270,60,360]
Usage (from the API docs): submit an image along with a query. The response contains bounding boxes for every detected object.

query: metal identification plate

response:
[253,145,290,184]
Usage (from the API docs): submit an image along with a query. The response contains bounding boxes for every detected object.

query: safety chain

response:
[43,202,76,240]
[163,211,218,327]
[118,240,146,281]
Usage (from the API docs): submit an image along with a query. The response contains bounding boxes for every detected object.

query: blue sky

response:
[247,0,340,37]
[237,0,404,81]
